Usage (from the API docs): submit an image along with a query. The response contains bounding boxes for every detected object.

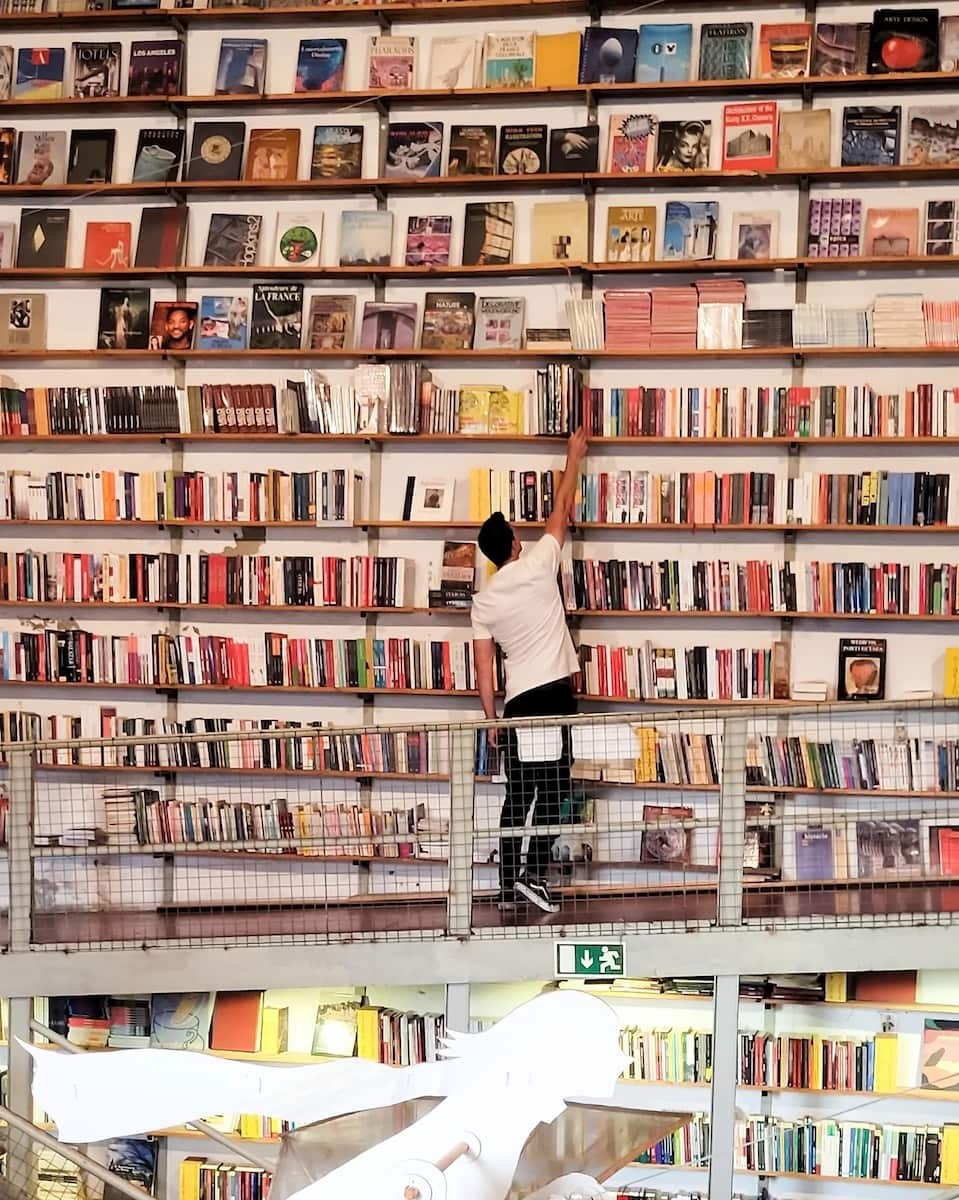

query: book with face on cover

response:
[758,22,813,78]
[655,119,711,173]
[732,211,779,260]
[97,288,151,350]
[405,215,452,266]
[812,23,871,76]
[531,200,588,263]
[698,22,753,80]
[198,294,248,350]
[483,31,535,87]
[274,211,323,266]
[421,291,475,350]
[71,42,121,97]
[307,295,355,349]
[367,35,416,89]
[446,125,496,176]
[15,47,65,98]
[16,130,66,185]
[428,36,476,88]
[636,23,692,82]
[339,210,392,266]
[127,40,182,96]
[250,282,303,349]
[245,128,300,182]
[497,124,547,175]
[132,128,184,183]
[83,221,131,270]
[385,122,443,178]
[149,300,197,351]
[777,108,831,169]
[203,213,262,267]
[906,106,959,166]
[605,206,656,263]
[722,101,777,171]
[215,37,267,94]
[359,301,417,349]
[295,38,346,92]
[606,113,656,173]
[311,125,364,179]
[863,207,920,256]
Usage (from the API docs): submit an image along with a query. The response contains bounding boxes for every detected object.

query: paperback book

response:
[841,105,901,167]
[636,23,691,82]
[534,31,580,86]
[906,106,959,166]
[605,206,656,262]
[311,125,363,179]
[429,542,476,608]
[447,124,496,175]
[732,211,778,260]
[757,22,812,78]
[132,129,184,183]
[359,301,417,349]
[385,122,443,178]
[203,213,262,267]
[339,210,392,266]
[698,23,753,81]
[0,46,11,101]
[67,128,115,184]
[778,109,831,168]
[942,15,959,72]
[549,126,599,174]
[474,297,524,349]
[421,291,475,350]
[926,199,958,256]
[245,128,300,182]
[250,283,303,349]
[497,124,547,175]
[367,35,416,89]
[0,293,46,351]
[198,295,248,350]
[662,200,719,260]
[837,637,886,701]
[405,215,451,266]
[0,127,13,186]
[579,26,637,83]
[148,300,197,351]
[135,207,187,268]
[722,101,777,171]
[70,41,120,98]
[811,23,870,76]
[127,40,182,96]
[655,119,711,172]
[275,212,323,265]
[462,202,513,265]
[215,38,267,94]
[863,207,919,256]
[105,1138,157,1196]
[295,38,346,92]
[14,47,65,98]
[16,208,69,267]
[428,35,476,89]
[607,113,656,173]
[15,130,66,186]
[531,199,588,262]
[483,31,534,87]
[186,122,246,182]
[869,8,939,73]
[308,295,355,349]
[83,221,131,270]
[97,288,151,350]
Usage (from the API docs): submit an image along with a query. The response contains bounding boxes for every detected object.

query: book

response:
[863,207,920,256]
[722,101,777,171]
[533,31,580,86]
[198,294,248,350]
[404,215,451,267]
[105,1138,156,1195]
[605,205,656,262]
[307,295,355,349]
[0,221,14,267]
[148,300,197,351]
[841,105,901,167]
[127,40,182,96]
[531,199,588,262]
[777,108,831,168]
[732,211,778,260]
[14,47,65,98]
[359,301,417,349]
[245,128,300,181]
[837,636,887,700]
[579,26,638,83]
[408,477,454,521]
[698,23,753,80]
[186,122,245,181]
[636,23,692,82]
[83,221,131,270]
[483,31,534,87]
[497,124,547,175]
[367,35,416,89]
[132,128,184,183]
[16,130,66,185]
[431,540,476,607]
[97,288,151,350]
[795,827,835,880]
[857,818,920,877]
[549,125,599,173]
[70,41,120,98]
[421,291,475,350]
[211,992,263,1053]
[942,15,959,71]
[474,297,524,349]
[662,200,718,260]
[640,804,692,865]
[907,106,959,165]
[806,197,862,256]
[869,7,940,73]
[927,199,958,255]
[67,128,115,184]
[275,211,323,265]
[295,38,346,92]
[135,207,187,268]
[215,37,267,94]
[311,125,363,179]
[525,327,572,350]
[0,127,12,186]
[0,46,11,101]
[462,201,513,265]
[758,22,812,78]
[311,1004,357,1057]
[203,212,262,268]
[16,208,69,267]
[385,122,443,178]
[250,283,303,349]
[921,1019,959,1090]
[812,23,871,76]
[655,119,711,172]
[0,292,46,351]
[428,35,477,88]
[339,210,392,266]
[606,112,656,173]
[446,124,495,175]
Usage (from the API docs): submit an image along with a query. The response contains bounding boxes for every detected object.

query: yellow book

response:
[633,727,657,782]
[531,199,589,263]
[534,31,581,86]
[356,1007,381,1061]
[261,1006,289,1056]
[945,648,959,699]
[942,1125,959,1184]
[472,468,492,521]
[458,387,491,434]
[811,1035,823,1090]
[825,972,848,1002]
[873,1032,898,1094]
[239,1113,261,1139]
[180,1157,204,1200]
[487,389,524,435]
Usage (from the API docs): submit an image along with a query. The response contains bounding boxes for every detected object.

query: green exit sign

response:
[555,941,625,978]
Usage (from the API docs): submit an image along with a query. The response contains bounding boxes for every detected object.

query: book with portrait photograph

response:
[295,38,346,92]
[250,282,303,350]
[71,41,121,98]
[446,124,495,175]
[149,300,197,351]
[405,215,452,267]
[549,125,599,174]
[97,288,151,350]
[906,106,959,166]
[359,301,417,350]
[307,295,355,350]
[127,39,182,96]
[198,294,248,351]
[215,37,267,94]
[837,637,886,701]
[385,122,443,179]
[83,221,131,270]
[497,124,547,175]
[732,211,778,260]
[655,119,710,173]
[132,128,184,183]
[421,291,475,351]
[863,207,919,257]
[203,213,262,268]
[311,125,363,179]
[15,130,66,186]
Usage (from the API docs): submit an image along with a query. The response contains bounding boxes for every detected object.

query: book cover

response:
[758,22,813,78]
[105,1138,156,1194]
[812,23,871,76]
[447,124,496,175]
[97,288,151,350]
[907,106,959,165]
[869,8,940,73]
[0,126,15,185]
[462,201,513,265]
[211,992,263,1053]
[0,293,46,351]
[531,199,588,262]
[662,200,718,260]
[533,31,580,86]
[777,108,831,168]
[405,214,451,266]
[67,128,115,183]
[605,205,656,262]
[549,125,599,173]
[295,38,346,92]
[795,827,834,880]
[698,23,753,80]
[15,130,66,185]
[14,47,66,99]
[0,46,11,101]
[367,35,416,89]
[215,37,267,94]
[311,125,363,179]
[841,105,901,166]
[497,124,547,175]
[864,206,920,256]
[16,207,69,267]
[483,31,535,87]
[132,128,184,183]
[127,40,182,96]
[385,122,443,178]
[135,206,187,268]
[926,199,958,255]
[636,23,691,82]
[275,211,323,265]
[0,223,12,268]
[921,1019,959,1090]
[732,210,779,259]
[339,210,392,266]
[857,818,921,877]
[474,297,524,349]
[186,121,245,181]
[245,128,300,181]
[436,540,476,601]
[837,636,887,700]
[640,804,692,865]
[149,299,197,351]
[579,26,638,83]
[250,282,303,349]
[308,295,355,349]
[203,212,262,267]
[421,291,475,350]
[198,294,248,350]
[722,101,777,170]
[655,119,710,172]
[942,15,959,71]
[428,35,476,89]
[71,41,121,98]
[359,300,417,349]
[606,112,656,173]
[83,220,131,269]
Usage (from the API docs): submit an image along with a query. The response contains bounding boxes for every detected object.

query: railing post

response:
[445,983,470,1033]
[716,716,747,927]
[6,996,37,1195]
[707,973,741,1200]
[447,727,476,938]
[8,747,34,952]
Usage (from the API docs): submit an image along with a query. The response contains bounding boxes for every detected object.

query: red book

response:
[210,991,263,1053]
[721,101,778,171]
[83,221,132,270]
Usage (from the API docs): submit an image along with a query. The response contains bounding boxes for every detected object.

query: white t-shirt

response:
[470,533,579,704]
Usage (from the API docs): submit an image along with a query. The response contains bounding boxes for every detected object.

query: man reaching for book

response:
[471,428,588,914]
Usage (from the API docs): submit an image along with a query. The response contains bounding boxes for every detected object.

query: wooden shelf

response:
[31,761,450,782]
[623,1078,959,1104]
[638,1162,945,1186]
[0,517,362,529]
[365,520,959,535]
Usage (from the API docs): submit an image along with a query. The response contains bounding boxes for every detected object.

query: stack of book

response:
[742,308,794,349]
[565,298,607,351]
[924,299,959,347]
[107,998,152,1048]
[695,277,747,349]
[874,293,926,348]
[651,286,699,350]
[602,291,651,352]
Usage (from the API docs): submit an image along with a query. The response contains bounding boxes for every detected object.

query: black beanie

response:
[478,511,514,567]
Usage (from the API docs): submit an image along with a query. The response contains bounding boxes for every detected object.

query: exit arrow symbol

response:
[580,951,594,968]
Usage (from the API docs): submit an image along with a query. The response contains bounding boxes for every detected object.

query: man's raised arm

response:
[545,427,588,548]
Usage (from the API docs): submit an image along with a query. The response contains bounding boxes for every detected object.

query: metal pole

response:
[707,973,740,1200]
[5,998,37,1199]
[8,749,34,952]
[716,717,747,927]
[446,727,476,938]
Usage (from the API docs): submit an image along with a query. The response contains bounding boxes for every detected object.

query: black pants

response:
[500,677,577,894]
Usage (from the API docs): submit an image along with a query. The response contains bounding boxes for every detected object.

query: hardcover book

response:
[655,119,711,172]
[579,26,638,83]
[942,15,959,71]
[83,220,131,269]
[812,23,871,76]
[198,294,248,350]
[148,299,197,351]
[483,31,535,87]
[795,827,835,881]
[14,47,66,99]
[339,210,392,266]
[531,199,588,262]
[446,124,495,175]
[533,31,580,86]
[245,128,300,181]
[636,23,691,82]
[135,206,187,268]
[127,40,182,96]
[367,35,416,89]
[474,297,524,349]
[462,201,513,265]
[497,124,547,175]
[186,122,246,182]
[863,207,920,256]
[857,818,920,876]
[758,22,813,78]
[841,105,901,167]
[906,106,959,165]
[837,637,886,700]
[295,38,346,92]
[926,199,958,255]
[359,300,417,349]
[0,126,15,185]
[67,128,115,183]
[549,125,599,173]
[385,122,443,178]
[0,46,11,101]
[640,804,692,865]
[97,288,151,350]
[428,35,476,88]
[421,291,475,350]
[203,212,262,267]
[132,128,184,183]
[0,292,46,351]
[777,108,831,168]
[308,295,355,349]
[311,125,363,179]
[250,282,303,349]
[274,211,323,265]
[606,112,656,173]
[605,205,656,262]
[105,1139,157,1195]
[70,41,120,97]
[432,541,477,605]
[698,23,753,80]
[215,38,267,94]
[405,214,452,266]
[16,130,66,186]
[869,8,939,73]
[732,210,779,259]
[16,208,69,267]
[662,200,719,260]
[722,101,777,171]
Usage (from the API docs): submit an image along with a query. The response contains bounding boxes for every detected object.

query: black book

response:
[67,129,115,184]
[249,283,303,349]
[127,40,182,97]
[311,125,364,179]
[869,8,940,74]
[579,26,639,82]
[742,308,793,348]
[132,128,184,183]
[548,125,599,174]
[186,122,246,182]
[384,121,443,178]
[836,636,886,701]
[402,475,415,520]
[16,208,69,268]
[203,213,262,268]
[841,105,901,166]
[97,288,151,350]
[497,124,547,175]
[446,125,496,176]
[71,42,121,99]
[462,201,514,266]
[135,207,188,268]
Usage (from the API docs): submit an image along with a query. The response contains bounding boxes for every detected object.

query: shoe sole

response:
[515,881,560,913]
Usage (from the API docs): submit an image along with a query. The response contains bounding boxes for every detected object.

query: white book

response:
[274,210,324,267]
[428,36,477,89]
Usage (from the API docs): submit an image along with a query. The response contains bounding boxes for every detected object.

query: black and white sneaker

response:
[515,878,560,914]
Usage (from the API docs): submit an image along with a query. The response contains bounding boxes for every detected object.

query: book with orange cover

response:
[245,128,300,182]
[534,31,581,86]
[210,990,263,1052]
[758,22,812,78]
[852,970,917,1003]
[863,207,919,257]
[83,221,132,270]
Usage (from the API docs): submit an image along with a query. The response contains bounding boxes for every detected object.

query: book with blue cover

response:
[14,47,65,99]
[197,295,248,351]
[215,37,267,95]
[295,38,346,92]
[636,23,692,82]
[662,200,719,260]
[579,27,639,83]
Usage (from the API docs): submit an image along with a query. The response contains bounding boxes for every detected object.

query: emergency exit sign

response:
[555,941,625,978]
